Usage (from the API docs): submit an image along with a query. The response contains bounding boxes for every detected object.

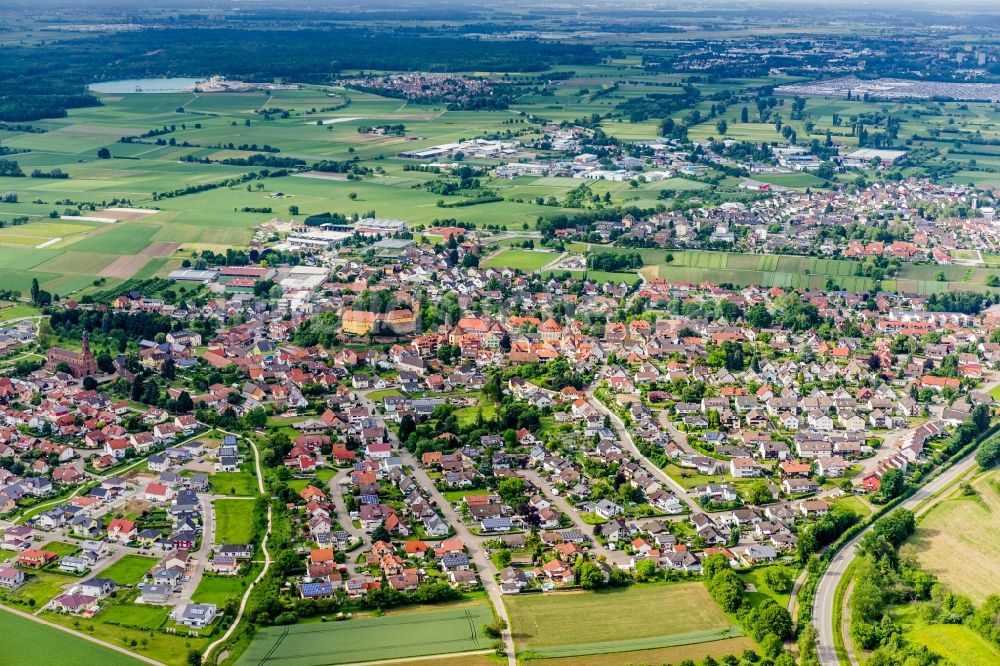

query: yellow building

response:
[342,310,376,336]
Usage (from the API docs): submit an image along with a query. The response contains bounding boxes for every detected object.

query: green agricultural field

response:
[901,469,1000,604]
[521,638,757,666]
[2,64,996,298]
[236,603,495,666]
[98,555,157,586]
[481,248,560,272]
[214,498,256,544]
[0,609,145,666]
[504,583,742,659]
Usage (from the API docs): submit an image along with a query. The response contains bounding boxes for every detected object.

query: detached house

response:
[107,518,136,542]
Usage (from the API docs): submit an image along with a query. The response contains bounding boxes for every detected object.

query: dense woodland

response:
[0,28,599,121]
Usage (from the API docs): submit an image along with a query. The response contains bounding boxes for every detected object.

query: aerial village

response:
[0,155,999,642]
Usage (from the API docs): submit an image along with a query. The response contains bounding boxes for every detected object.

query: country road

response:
[813,450,981,666]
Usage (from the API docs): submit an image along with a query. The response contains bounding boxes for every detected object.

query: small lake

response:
[88,78,203,94]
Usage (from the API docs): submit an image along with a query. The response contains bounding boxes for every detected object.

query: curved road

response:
[583,380,701,513]
[813,451,981,666]
[204,432,272,663]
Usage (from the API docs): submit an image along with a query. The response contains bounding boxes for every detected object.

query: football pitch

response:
[236,605,495,666]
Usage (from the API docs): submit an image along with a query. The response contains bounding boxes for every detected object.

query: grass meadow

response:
[192,570,257,607]
[901,469,1000,604]
[891,604,1000,666]
[504,583,742,659]
[209,465,258,497]
[98,555,157,586]
[214,498,256,544]
[482,248,560,272]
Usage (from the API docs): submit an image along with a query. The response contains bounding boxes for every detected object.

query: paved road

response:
[328,466,367,576]
[518,469,629,568]
[399,447,516,666]
[176,492,216,605]
[813,451,981,666]
[328,467,366,544]
[656,409,694,454]
[358,390,517,666]
[583,381,701,513]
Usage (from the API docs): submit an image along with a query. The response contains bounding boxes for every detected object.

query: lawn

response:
[454,400,497,427]
[504,583,741,659]
[98,602,169,629]
[40,541,80,557]
[192,573,252,607]
[214,498,256,544]
[481,249,559,272]
[737,565,793,609]
[42,607,208,666]
[0,608,145,666]
[366,388,403,401]
[832,494,873,518]
[209,467,258,497]
[906,621,1000,666]
[901,469,1000,603]
[5,571,76,607]
[664,463,726,490]
[443,488,491,503]
[98,555,157,585]
[236,602,495,666]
